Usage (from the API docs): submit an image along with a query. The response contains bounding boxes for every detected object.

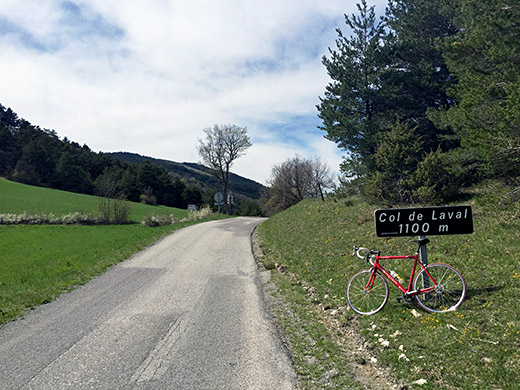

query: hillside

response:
[0,177,187,222]
[255,194,520,389]
[108,152,266,200]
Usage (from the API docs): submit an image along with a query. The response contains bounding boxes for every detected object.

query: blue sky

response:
[0,0,387,184]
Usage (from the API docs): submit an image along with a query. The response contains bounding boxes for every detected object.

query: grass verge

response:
[255,196,520,389]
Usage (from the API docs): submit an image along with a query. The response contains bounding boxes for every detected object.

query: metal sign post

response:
[227,192,234,214]
[418,235,430,288]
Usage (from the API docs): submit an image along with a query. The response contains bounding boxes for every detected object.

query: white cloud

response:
[0,0,386,183]
[0,1,61,39]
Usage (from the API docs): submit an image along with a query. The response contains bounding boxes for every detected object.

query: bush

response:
[140,187,157,205]
[0,212,102,225]
[60,212,102,225]
[362,121,461,206]
[237,199,264,216]
[141,214,177,227]
[113,198,131,224]
[98,195,131,225]
[0,212,53,225]
[98,196,112,223]
[411,148,459,205]
[363,120,421,205]
[183,206,212,221]
[141,206,213,227]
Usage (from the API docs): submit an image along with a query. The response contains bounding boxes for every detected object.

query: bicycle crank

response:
[397,294,415,304]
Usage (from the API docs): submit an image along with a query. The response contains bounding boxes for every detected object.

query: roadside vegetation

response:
[255,188,520,389]
[0,178,221,325]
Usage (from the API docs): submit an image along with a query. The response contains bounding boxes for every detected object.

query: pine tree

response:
[383,0,459,153]
[430,0,520,181]
[364,120,423,204]
[317,0,387,177]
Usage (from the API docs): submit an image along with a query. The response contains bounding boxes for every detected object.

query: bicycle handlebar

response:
[352,245,368,259]
[352,245,377,265]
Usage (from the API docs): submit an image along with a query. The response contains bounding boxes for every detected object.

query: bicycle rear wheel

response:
[413,263,466,313]
[346,269,388,315]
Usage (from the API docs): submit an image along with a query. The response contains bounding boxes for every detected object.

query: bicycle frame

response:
[367,253,437,297]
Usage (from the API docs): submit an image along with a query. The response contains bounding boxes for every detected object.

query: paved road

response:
[0,217,296,389]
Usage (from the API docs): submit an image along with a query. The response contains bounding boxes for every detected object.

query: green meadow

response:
[256,191,520,389]
[0,178,211,325]
[0,177,188,222]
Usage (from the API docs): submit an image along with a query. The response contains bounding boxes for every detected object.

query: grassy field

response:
[0,178,217,325]
[0,178,188,222]
[256,191,520,389]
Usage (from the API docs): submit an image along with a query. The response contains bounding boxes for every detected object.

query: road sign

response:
[227,191,234,205]
[214,192,224,216]
[374,205,473,237]
[214,192,224,205]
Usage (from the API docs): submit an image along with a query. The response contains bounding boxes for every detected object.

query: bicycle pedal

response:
[397,296,414,305]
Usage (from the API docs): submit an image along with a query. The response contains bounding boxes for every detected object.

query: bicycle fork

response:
[364,269,378,293]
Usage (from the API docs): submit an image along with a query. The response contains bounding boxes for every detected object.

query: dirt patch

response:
[317,301,407,389]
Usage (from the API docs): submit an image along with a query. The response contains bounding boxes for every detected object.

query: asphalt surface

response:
[0,217,296,389]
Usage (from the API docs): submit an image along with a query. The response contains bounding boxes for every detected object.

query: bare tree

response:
[95,172,131,224]
[96,173,118,223]
[197,124,252,214]
[267,155,335,212]
[311,158,336,201]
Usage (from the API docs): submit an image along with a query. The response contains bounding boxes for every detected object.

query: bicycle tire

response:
[413,263,466,313]
[346,269,389,315]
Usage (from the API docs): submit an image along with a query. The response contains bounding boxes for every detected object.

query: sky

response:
[0,0,387,185]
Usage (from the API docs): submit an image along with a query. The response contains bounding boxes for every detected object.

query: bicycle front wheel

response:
[413,263,466,313]
[346,269,389,315]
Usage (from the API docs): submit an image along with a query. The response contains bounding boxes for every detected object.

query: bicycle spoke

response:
[434,267,451,285]
[347,270,389,315]
[413,263,466,313]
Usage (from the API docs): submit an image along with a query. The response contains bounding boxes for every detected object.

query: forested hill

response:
[0,103,264,210]
[108,152,266,199]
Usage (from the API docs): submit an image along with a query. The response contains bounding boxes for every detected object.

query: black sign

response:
[375,205,473,237]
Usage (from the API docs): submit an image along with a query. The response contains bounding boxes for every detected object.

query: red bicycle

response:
[347,238,466,315]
